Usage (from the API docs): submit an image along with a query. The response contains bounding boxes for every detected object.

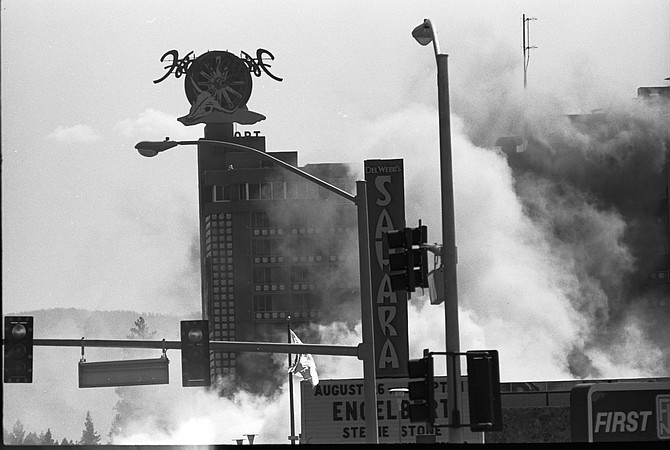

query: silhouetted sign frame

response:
[570,381,670,442]
[79,356,169,388]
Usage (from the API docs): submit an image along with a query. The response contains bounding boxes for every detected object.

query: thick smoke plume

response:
[115,43,668,445]
[503,100,669,378]
[440,38,670,379]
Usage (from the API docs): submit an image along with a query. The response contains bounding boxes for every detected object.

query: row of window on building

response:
[213,179,353,202]
[252,255,348,264]
[252,265,344,284]
[253,294,319,320]
[251,226,354,236]
[251,310,320,320]
[250,210,354,229]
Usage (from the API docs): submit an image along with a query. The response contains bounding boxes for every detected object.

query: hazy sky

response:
[2,0,669,444]
[3,0,669,358]
[3,0,668,315]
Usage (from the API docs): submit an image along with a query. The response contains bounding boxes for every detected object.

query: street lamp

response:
[135,138,380,444]
[412,18,464,443]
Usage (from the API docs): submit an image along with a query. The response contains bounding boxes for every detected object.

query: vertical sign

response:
[365,159,409,378]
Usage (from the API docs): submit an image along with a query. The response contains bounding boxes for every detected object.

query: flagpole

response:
[287,316,296,445]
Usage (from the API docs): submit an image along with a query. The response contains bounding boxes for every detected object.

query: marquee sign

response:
[299,377,482,444]
[364,159,409,378]
[152,48,282,126]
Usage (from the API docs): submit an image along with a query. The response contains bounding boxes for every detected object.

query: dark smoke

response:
[497,100,669,378]
[438,26,669,378]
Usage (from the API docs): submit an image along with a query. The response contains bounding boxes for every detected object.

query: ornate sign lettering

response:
[241,48,283,82]
[154,48,282,84]
[153,50,195,84]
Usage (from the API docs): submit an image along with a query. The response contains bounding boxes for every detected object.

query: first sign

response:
[571,381,670,442]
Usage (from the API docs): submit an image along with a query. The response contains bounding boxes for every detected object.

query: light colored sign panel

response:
[300,377,483,444]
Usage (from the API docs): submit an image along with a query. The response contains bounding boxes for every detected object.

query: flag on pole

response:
[288,329,319,387]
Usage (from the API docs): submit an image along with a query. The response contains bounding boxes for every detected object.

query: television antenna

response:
[523,14,538,89]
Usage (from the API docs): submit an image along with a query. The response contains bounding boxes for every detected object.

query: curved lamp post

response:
[135,138,380,444]
[412,19,464,443]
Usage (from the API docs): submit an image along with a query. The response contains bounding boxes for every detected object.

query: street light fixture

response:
[412,20,441,54]
[135,139,179,157]
[135,137,380,444]
[412,18,464,443]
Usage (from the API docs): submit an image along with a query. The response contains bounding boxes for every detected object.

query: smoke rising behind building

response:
[3,1,670,444]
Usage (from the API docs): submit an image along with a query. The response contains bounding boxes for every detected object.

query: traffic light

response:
[180,320,211,387]
[407,355,435,424]
[466,350,502,431]
[4,316,34,383]
[385,225,429,292]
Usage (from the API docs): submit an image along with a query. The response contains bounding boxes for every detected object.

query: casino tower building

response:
[197,123,359,393]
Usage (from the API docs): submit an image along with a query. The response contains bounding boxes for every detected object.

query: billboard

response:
[571,381,670,442]
[364,159,410,378]
[300,377,483,444]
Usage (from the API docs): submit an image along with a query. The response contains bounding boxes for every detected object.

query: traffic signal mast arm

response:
[21,338,361,357]
[422,243,442,255]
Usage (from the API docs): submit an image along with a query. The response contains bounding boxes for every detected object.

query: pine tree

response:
[40,428,56,445]
[79,411,101,445]
[61,437,72,445]
[127,316,157,339]
[109,316,157,443]
[10,420,25,445]
[23,431,40,445]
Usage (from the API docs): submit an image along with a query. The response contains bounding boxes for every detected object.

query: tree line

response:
[4,411,101,445]
[4,317,158,446]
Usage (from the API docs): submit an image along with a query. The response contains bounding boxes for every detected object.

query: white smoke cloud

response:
[585,315,666,379]
[108,84,666,446]
[396,117,588,381]
[47,124,102,143]
[111,378,292,445]
[351,91,668,383]
[114,108,202,141]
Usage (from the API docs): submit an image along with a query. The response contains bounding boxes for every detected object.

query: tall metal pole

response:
[355,180,379,444]
[436,51,464,443]
[287,317,296,445]
[413,18,464,442]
